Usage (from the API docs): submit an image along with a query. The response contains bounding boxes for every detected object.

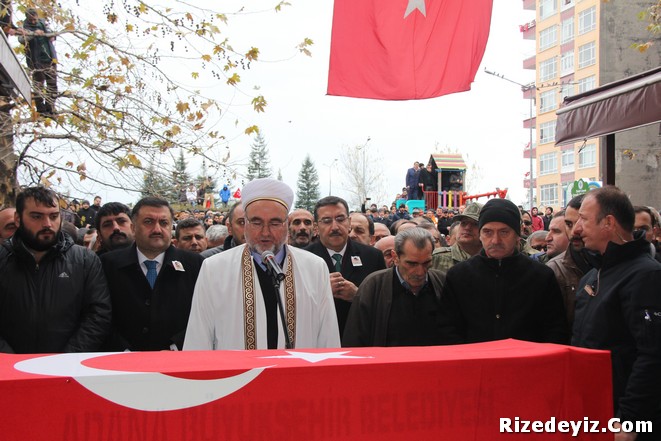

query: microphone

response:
[261,250,285,282]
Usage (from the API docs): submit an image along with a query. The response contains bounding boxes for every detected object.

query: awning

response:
[555,66,661,145]
[430,153,466,170]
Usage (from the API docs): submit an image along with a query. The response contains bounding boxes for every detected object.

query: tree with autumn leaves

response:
[0,0,311,207]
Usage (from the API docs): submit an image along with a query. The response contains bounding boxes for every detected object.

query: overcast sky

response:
[71,1,536,209]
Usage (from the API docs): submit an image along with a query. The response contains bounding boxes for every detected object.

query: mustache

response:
[38,228,55,235]
[110,231,127,239]
[570,235,583,242]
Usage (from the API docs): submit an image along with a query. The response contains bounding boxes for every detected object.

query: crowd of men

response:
[0,181,659,439]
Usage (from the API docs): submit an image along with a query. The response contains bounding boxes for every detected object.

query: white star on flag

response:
[260,351,372,364]
[404,0,427,18]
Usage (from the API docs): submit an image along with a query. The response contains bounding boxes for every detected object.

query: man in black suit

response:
[101,197,204,351]
[305,196,386,337]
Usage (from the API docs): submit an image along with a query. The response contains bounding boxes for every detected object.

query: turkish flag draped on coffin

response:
[327,0,494,100]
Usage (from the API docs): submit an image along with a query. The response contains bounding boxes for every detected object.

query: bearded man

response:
[185,178,340,350]
[0,187,111,353]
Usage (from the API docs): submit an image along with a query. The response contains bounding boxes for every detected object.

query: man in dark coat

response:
[21,8,57,115]
[343,228,445,347]
[572,186,661,440]
[305,196,386,337]
[405,162,421,200]
[0,187,111,353]
[101,197,203,351]
[438,198,569,345]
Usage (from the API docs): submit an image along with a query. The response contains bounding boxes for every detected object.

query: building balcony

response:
[522,86,536,100]
[520,20,536,40]
[523,144,537,159]
[561,0,575,12]
[523,115,537,129]
[523,54,536,70]
[523,0,536,11]
[523,178,537,189]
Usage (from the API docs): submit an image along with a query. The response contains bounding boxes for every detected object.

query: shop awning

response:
[555,66,661,145]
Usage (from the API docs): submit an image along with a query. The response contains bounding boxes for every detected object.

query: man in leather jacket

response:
[0,187,111,353]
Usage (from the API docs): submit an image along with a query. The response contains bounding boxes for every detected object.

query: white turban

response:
[241,178,294,211]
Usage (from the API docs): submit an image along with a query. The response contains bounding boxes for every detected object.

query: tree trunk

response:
[0,108,18,208]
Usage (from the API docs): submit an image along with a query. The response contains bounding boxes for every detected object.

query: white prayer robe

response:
[184,244,340,350]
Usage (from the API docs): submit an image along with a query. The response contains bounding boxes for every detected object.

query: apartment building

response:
[521,0,660,208]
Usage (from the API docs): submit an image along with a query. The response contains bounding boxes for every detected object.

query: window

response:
[578,41,596,68]
[578,144,596,168]
[539,90,557,113]
[561,150,575,172]
[578,6,596,34]
[561,50,574,76]
[561,18,574,43]
[560,83,574,99]
[577,76,596,93]
[540,0,558,20]
[539,152,558,175]
[539,121,557,144]
[540,183,559,207]
[561,181,571,206]
[540,58,557,82]
[539,26,558,51]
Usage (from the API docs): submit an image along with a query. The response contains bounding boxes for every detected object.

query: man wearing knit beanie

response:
[438,197,569,345]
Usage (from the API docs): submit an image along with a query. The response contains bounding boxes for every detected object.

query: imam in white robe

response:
[184,244,340,350]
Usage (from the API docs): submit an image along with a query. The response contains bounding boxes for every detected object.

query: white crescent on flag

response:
[14,353,268,412]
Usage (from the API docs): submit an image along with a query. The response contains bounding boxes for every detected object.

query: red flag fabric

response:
[233,188,241,199]
[327,0,494,100]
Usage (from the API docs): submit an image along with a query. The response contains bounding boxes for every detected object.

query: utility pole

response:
[484,68,535,210]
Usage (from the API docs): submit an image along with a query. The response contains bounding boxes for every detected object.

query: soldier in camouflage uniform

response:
[431,202,483,273]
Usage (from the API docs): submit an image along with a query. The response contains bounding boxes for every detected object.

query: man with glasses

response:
[185,179,339,350]
[305,196,386,337]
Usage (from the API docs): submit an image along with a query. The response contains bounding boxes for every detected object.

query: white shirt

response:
[136,249,165,277]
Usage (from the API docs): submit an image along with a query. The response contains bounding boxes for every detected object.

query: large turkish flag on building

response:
[327,0,494,100]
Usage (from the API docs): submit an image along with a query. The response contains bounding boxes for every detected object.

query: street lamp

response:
[324,158,338,196]
[356,136,371,202]
[485,68,535,210]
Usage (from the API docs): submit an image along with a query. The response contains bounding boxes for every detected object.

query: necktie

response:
[144,260,158,289]
[332,254,342,272]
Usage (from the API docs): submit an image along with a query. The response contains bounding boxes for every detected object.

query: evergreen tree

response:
[141,161,171,200]
[171,149,192,202]
[295,155,320,212]
[246,132,272,181]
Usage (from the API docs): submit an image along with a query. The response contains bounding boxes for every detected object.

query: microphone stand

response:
[266,268,293,349]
